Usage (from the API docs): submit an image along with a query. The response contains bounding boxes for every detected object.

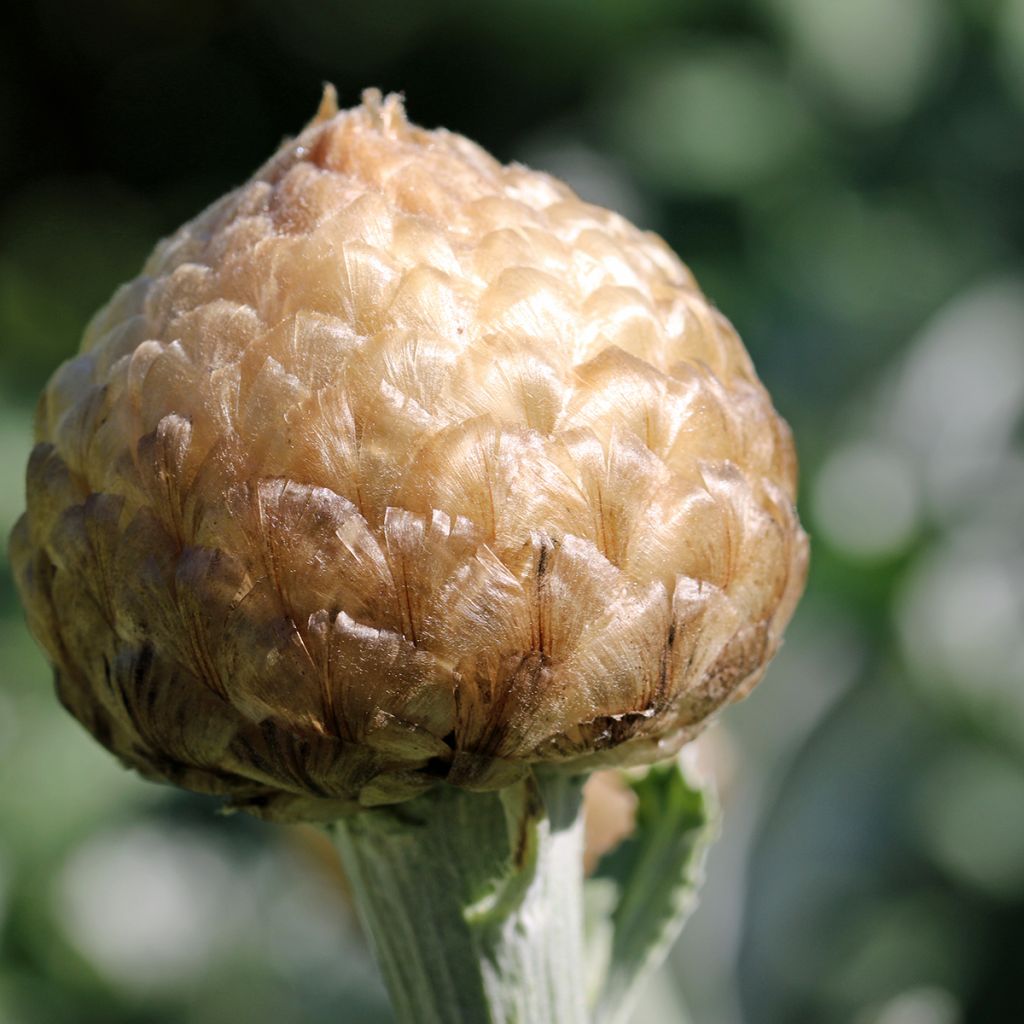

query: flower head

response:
[10,88,807,821]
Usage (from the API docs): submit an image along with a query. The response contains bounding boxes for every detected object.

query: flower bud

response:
[9,88,807,822]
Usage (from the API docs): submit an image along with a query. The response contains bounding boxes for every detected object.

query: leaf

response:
[589,757,719,1024]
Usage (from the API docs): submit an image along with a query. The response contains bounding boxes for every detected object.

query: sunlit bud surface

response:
[9,89,808,822]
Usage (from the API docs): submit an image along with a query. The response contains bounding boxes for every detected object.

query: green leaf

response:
[589,759,719,1024]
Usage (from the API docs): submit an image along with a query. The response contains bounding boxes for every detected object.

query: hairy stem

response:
[332,768,589,1024]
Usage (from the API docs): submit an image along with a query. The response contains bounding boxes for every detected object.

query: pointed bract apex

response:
[311,82,340,127]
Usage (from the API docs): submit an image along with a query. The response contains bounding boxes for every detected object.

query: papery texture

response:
[9,89,807,821]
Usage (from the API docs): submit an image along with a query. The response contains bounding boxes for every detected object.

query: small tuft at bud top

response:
[9,88,807,823]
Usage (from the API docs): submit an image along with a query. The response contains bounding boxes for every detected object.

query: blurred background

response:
[2,1,1023,1022]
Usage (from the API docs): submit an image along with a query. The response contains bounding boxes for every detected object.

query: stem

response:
[332,768,589,1024]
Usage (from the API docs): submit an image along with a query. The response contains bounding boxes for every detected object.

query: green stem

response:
[332,768,589,1024]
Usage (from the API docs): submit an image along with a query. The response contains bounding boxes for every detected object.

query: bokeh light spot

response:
[56,826,233,990]
[997,0,1024,109]
[897,539,1024,711]
[918,747,1024,899]
[858,986,961,1024]
[765,0,950,122]
[813,442,920,559]
[609,46,814,196]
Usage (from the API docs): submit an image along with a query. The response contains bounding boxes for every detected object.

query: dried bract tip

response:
[9,88,807,822]
[312,83,340,126]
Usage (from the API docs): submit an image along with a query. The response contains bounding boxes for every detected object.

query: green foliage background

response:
[2,2,1023,1022]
